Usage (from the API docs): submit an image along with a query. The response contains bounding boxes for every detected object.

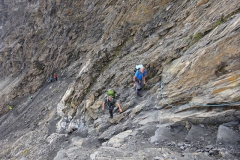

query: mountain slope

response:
[0,0,240,159]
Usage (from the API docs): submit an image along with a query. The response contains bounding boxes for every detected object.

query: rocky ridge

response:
[0,0,240,159]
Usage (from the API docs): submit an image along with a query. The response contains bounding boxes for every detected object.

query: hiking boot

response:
[137,93,143,97]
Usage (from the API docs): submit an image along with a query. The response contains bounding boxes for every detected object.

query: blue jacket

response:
[135,70,146,81]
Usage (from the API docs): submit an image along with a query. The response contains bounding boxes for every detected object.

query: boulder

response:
[94,119,112,133]
[46,133,66,144]
[129,100,148,118]
[185,125,207,143]
[133,110,159,125]
[109,113,124,124]
[53,150,69,160]
[98,124,123,140]
[121,100,135,112]
[72,128,88,138]
[71,137,84,147]
[107,130,132,148]
[216,125,240,144]
[89,100,102,110]
[150,124,174,143]
[151,122,187,143]
[138,124,157,138]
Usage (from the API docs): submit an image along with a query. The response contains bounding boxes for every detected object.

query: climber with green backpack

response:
[102,89,122,118]
[107,89,116,98]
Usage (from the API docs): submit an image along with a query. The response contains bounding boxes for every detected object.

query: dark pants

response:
[109,106,114,118]
[135,80,142,94]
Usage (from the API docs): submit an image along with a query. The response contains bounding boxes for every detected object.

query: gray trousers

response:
[135,80,142,94]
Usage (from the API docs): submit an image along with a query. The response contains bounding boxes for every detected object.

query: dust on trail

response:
[0,72,26,98]
[0,76,73,141]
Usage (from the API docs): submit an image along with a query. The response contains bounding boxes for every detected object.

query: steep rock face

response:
[0,0,240,160]
[0,0,239,113]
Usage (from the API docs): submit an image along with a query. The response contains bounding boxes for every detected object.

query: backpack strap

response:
[135,70,141,82]
[106,98,115,107]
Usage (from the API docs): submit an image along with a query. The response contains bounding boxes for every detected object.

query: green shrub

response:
[22,149,30,156]
[193,33,203,42]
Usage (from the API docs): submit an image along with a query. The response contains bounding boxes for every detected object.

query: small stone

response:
[177,142,184,147]
[180,146,185,150]
[205,145,213,150]
[209,149,219,156]
[200,124,205,128]
[185,143,191,147]
[217,125,240,144]
[166,143,172,146]
[200,137,204,141]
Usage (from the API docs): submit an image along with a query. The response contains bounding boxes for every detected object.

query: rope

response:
[159,80,240,108]
[191,101,240,107]
[136,77,240,108]
[145,82,160,87]
[160,80,178,108]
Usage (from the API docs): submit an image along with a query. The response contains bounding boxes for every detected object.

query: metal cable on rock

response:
[158,79,240,108]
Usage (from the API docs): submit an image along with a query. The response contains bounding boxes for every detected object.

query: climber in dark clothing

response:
[102,96,122,118]
[54,73,58,81]
[50,75,53,82]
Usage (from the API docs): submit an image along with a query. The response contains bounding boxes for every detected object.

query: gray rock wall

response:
[0,0,240,159]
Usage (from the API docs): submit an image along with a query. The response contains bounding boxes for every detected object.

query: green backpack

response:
[107,89,115,98]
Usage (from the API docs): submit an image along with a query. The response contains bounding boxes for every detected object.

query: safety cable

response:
[146,80,240,108]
